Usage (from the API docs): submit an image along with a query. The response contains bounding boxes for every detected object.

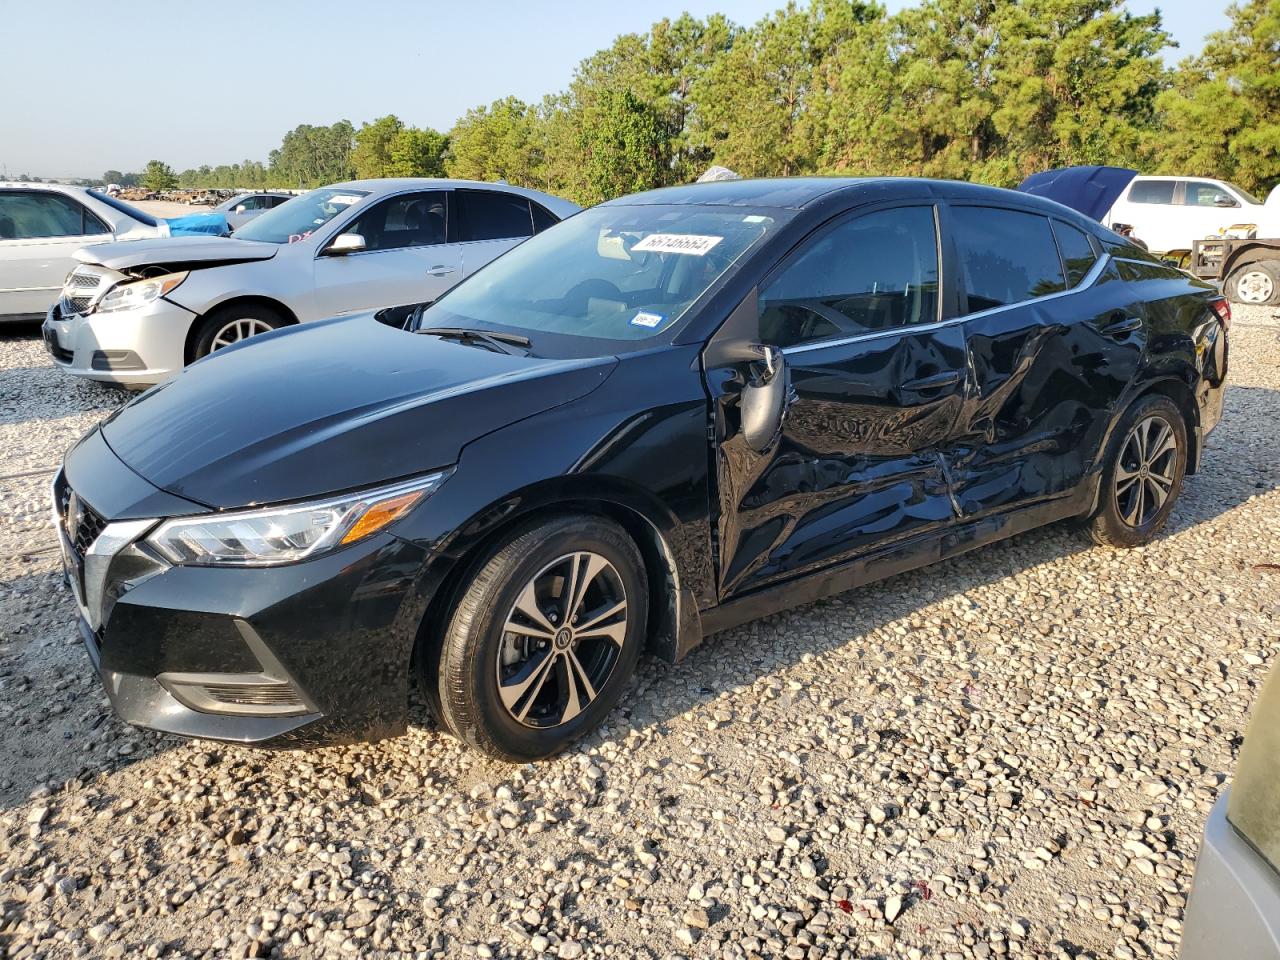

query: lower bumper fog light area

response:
[159,675,311,717]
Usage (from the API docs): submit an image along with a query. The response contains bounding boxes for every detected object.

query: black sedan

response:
[53,177,1230,761]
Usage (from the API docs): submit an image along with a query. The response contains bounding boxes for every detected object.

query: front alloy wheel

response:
[211,316,276,350]
[432,514,647,761]
[497,552,628,728]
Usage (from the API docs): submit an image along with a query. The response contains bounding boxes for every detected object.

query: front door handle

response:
[1099,312,1143,337]
[901,370,962,393]
[428,265,456,277]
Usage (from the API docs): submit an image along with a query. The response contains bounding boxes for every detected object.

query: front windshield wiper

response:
[416,326,531,356]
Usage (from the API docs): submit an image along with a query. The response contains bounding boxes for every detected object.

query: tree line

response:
[135,0,1274,204]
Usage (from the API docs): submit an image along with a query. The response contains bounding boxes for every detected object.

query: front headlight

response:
[97,272,188,314]
[146,471,449,566]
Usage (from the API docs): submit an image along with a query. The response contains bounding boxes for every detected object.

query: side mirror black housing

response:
[740,344,788,452]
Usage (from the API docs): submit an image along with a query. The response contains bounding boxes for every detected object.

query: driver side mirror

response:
[735,343,789,453]
[1213,194,1237,208]
[324,233,366,256]
[234,204,248,214]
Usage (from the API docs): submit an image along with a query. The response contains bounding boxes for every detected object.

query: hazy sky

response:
[3,0,1229,180]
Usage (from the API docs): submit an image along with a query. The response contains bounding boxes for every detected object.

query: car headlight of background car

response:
[146,471,450,566]
[96,272,189,314]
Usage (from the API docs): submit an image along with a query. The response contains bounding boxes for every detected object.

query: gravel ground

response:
[2,307,1279,960]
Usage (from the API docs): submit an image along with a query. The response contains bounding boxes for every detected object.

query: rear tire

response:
[1225,261,1280,306]
[435,514,647,762]
[1089,395,1187,548]
[192,304,286,360]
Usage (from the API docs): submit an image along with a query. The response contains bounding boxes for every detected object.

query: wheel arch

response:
[184,295,299,363]
[410,488,702,701]
[1223,244,1280,279]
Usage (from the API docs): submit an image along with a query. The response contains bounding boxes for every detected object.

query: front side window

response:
[232,187,370,244]
[0,192,105,240]
[342,191,446,251]
[1184,181,1239,208]
[456,190,533,242]
[1127,180,1177,205]
[953,206,1065,313]
[423,204,779,347]
[759,205,940,348]
[1052,220,1099,288]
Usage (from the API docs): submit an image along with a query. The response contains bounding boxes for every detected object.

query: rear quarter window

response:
[1127,180,1177,205]
[1052,220,1099,287]
[952,206,1066,313]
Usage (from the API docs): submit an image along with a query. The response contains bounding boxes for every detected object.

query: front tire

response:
[435,515,647,762]
[192,304,286,360]
[1089,395,1187,548]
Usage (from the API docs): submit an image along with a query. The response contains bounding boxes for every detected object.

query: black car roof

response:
[604,176,1074,213]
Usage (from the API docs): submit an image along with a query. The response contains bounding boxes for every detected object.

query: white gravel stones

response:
[2,305,1280,958]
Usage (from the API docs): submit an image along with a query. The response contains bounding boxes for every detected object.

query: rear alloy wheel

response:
[1226,261,1280,307]
[192,304,286,360]
[434,515,647,761]
[1089,395,1187,548]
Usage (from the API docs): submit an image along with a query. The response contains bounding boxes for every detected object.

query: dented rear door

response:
[944,205,1144,519]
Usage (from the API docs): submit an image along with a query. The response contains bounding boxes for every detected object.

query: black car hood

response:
[101,315,617,508]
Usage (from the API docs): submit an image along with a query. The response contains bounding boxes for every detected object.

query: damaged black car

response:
[54,177,1230,760]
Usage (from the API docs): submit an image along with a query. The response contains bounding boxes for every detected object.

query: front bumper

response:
[55,434,432,746]
[1181,790,1280,958]
[44,297,197,386]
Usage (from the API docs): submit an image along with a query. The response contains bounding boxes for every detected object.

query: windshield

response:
[86,190,160,228]
[233,187,369,244]
[422,204,778,345]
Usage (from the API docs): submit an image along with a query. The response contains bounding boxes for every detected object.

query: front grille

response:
[60,484,107,559]
[68,273,99,289]
[62,294,93,315]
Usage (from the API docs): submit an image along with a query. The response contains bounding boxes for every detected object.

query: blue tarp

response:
[165,213,230,237]
[1017,166,1137,222]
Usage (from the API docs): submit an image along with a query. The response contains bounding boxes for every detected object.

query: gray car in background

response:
[213,191,295,230]
[0,183,168,322]
[1181,659,1280,958]
[41,178,579,386]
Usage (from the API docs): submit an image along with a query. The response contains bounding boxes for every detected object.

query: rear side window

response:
[456,190,534,242]
[1052,220,1098,288]
[952,206,1065,313]
[759,205,939,346]
[1128,180,1176,205]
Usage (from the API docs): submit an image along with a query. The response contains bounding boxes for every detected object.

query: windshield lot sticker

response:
[631,311,666,328]
[632,233,723,256]
[326,194,364,207]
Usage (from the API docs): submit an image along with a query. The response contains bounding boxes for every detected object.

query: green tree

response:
[1153,0,1280,195]
[141,160,178,191]
[387,127,448,177]
[446,97,545,185]
[576,88,666,205]
[352,115,405,179]
[269,121,355,187]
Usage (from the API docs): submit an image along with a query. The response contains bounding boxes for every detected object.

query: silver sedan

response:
[42,178,579,386]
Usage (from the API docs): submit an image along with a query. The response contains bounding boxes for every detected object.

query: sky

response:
[2,0,1231,180]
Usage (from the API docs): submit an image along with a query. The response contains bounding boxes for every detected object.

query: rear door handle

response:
[1099,312,1143,337]
[428,265,456,277]
[901,370,962,393]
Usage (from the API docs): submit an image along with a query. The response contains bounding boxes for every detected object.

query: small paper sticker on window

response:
[631,233,723,256]
[326,194,363,207]
[630,311,666,329]
[743,215,769,223]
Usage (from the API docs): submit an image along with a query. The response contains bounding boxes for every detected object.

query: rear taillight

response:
[1210,297,1231,332]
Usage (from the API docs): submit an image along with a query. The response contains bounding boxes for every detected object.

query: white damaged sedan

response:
[42,178,578,386]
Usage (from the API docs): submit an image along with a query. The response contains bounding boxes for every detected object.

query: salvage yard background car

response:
[52,177,1230,761]
[41,178,579,385]
[0,182,169,323]
[213,191,295,230]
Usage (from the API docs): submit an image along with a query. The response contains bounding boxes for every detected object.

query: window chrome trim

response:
[782,252,1111,357]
